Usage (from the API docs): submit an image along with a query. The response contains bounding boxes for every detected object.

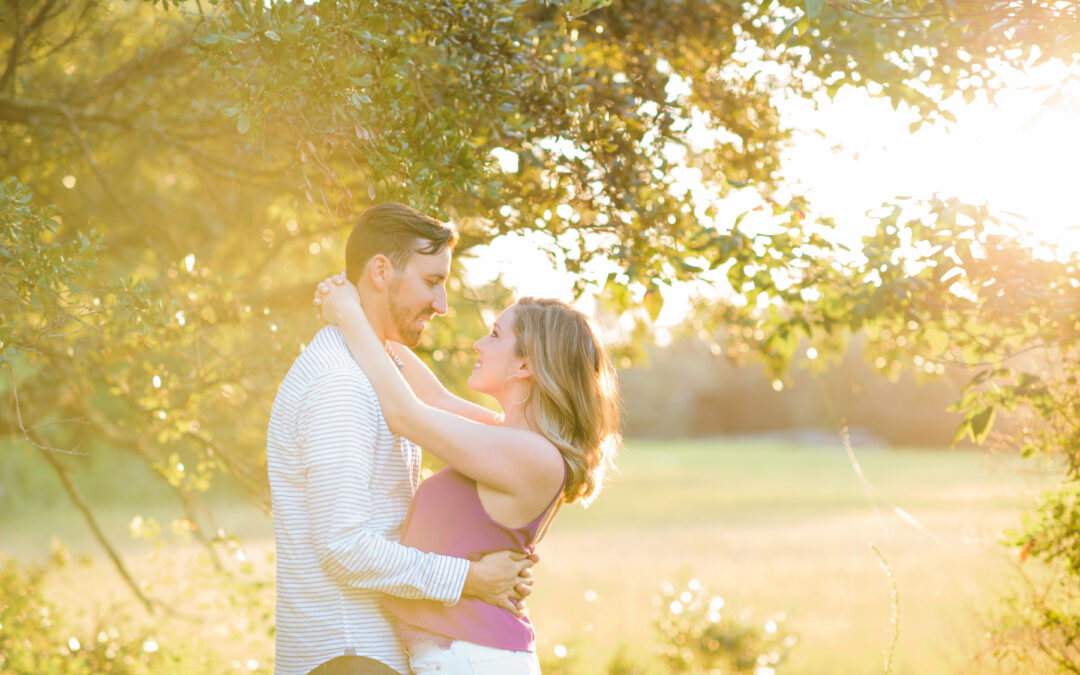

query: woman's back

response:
[382,465,564,652]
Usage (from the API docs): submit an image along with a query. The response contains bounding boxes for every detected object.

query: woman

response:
[313,274,621,674]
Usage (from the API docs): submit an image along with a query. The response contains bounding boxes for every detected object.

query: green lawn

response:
[529,440,1056,674]
[3,439,1058,674]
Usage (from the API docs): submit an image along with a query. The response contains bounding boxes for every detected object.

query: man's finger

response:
[497,596,520,617]
[512,552,540,564]
[508,597,524,618]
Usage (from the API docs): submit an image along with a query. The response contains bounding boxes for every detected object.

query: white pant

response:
[408,639,542,675]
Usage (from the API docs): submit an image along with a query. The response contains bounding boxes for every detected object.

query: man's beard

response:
[388,278,431,347]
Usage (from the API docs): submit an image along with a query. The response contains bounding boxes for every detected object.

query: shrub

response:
[654,577,797,674]
[0,544,167,674]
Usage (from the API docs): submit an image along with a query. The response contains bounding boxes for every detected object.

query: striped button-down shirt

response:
[267,326,469,675]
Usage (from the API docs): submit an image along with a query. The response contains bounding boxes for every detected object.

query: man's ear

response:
[367,253,393,290]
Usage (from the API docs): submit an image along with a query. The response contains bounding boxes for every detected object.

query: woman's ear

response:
[367,253,392,290]
[514,358,533,381]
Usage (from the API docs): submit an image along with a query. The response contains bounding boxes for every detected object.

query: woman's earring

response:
[504,374,530,406]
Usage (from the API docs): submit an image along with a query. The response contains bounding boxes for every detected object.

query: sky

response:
[462,62,1080,329]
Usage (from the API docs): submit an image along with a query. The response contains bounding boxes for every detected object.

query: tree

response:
[3,0,1079,667]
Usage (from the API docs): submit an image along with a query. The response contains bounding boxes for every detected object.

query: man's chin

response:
[393,326,424,347]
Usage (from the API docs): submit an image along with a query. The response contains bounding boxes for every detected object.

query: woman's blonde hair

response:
[512,297,621,507]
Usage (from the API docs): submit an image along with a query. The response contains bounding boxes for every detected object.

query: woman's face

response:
[467,304,524,396]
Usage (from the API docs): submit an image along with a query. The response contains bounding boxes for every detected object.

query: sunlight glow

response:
[464,65,1080,332]
[781,77,1080,258]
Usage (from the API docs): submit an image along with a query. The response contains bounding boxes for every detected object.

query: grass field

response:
[2,439,1059,674]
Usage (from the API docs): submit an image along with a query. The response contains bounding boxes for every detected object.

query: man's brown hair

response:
[345,203,458,283]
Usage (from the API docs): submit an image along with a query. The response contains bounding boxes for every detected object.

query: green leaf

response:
[264,30,281,42]
[804,0,825,20]
[644,285,664,322]
[236,113,250,135]
[970,406,996,445]
[950,419,970,447]
[778,15,801,43]
[603,275,631,313]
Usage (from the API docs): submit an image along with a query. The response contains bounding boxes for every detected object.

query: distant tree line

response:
[619,336,965,447]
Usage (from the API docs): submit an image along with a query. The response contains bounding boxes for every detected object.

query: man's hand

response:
[463,550,539,617]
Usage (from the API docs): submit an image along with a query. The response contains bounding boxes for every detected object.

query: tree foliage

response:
[687,197,1080,668]
[3,0,1080,668]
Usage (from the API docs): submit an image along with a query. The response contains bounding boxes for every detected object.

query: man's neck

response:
[356,287,390,344]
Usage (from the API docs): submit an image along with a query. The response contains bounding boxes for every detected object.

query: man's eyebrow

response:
[427,272,447,281]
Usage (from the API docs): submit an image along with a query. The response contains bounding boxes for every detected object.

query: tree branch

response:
[17,0,96,66]
[183,431,271,515]
[835,0,1015,21]
[60,106,184,256]
[35,443,157,614]
[1,0,25,94]
[0,0,67,90]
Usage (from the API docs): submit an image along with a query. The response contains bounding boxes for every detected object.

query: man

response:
[267,203,534,675]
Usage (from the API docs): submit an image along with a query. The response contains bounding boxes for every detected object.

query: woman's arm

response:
[386,341,503,426]
[318,280,562,499]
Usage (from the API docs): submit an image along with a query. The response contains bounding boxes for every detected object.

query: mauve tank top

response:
[382,465,565,652]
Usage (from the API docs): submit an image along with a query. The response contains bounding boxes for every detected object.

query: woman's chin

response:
[465,374,489,395]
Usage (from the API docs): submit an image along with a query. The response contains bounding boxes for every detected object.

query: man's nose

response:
[432,286,448,315]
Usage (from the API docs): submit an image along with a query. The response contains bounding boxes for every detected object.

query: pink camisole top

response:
[382,464,565,652]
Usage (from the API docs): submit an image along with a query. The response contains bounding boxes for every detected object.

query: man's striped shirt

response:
[267,326,469,675]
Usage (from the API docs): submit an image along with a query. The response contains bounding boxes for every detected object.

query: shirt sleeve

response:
[297,366,469,605]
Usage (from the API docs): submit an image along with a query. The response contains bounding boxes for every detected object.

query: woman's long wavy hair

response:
[512,297,621,507]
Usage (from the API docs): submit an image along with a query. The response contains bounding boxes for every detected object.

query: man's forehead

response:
[406,243,452,274]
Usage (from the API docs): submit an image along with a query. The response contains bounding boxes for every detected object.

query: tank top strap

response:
[528,459,568,547]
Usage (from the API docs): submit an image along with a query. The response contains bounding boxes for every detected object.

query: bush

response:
[985,560,1080,673]
[538,576,797,675]
[0,544,167,674]
[654,577,797,674]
